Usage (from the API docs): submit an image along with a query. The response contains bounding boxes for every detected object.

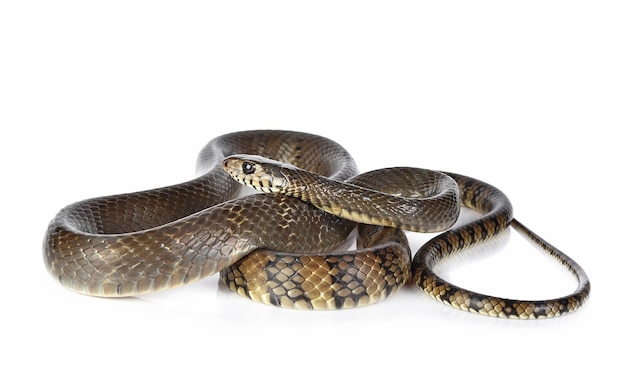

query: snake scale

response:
[44,130,590,318]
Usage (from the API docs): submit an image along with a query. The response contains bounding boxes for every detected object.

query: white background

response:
[2,1,624,378]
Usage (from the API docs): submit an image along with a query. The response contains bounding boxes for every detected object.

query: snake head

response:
[223,154,291,194]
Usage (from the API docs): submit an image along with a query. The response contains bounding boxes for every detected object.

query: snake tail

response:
[411,173,590,319]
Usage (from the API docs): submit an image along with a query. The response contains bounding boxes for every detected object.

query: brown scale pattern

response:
[44,130,590,318]
[280,166,461,233]
[221,225,411,309]
[412,173,590,319]
[44,131,358,297]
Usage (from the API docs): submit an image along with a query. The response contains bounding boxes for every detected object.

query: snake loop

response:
[43,130,590,317]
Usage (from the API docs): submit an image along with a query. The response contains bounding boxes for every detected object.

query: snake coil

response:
[44,130,590,318]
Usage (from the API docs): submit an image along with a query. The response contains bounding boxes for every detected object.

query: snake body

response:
[44,130,590,318]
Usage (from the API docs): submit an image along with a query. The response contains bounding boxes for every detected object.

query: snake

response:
[44,130,590,318]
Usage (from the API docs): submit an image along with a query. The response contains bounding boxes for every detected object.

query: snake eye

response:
[242,161,256,175]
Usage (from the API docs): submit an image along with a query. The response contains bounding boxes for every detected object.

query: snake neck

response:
[278,168,459,233]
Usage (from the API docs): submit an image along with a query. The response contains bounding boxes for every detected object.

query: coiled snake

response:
[44,130,590,318]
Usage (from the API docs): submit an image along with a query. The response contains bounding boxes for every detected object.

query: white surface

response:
[2,2,623,378]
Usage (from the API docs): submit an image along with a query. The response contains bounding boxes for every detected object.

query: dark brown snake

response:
[44,130,590,318]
